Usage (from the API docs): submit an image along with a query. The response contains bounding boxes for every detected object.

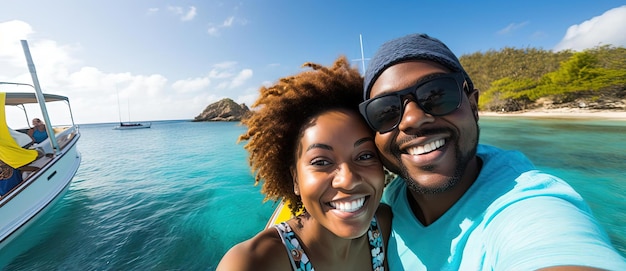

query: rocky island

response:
[193,98,251,122]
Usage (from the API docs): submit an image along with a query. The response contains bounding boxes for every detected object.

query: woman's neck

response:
[288,214,370,269]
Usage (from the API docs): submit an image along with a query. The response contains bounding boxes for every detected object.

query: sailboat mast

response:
[359,34,366,73]
[116,88,122,123]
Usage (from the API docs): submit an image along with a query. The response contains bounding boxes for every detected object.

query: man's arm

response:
[484,196,626,270]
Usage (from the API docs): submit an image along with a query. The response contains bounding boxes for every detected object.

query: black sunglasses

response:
[359,72,466,133]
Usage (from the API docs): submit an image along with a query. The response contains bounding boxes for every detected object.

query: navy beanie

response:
[363,33,474,100]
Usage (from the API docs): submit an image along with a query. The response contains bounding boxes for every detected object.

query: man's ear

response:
[468,88,480,121]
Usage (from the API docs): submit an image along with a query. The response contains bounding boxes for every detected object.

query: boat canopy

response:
[0,92,38,168]
[2,92,69,106]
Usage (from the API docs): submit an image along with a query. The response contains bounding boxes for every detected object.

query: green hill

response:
[460,45,626,112]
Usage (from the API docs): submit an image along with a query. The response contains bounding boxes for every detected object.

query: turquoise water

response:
[1,117,625,270]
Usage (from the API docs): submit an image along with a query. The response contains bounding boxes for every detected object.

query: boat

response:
[113,122,151,130]
[0,40,82,254]
[113,88,151,130]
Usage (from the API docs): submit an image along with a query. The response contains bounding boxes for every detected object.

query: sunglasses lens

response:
[364,96,403,133]
[363,74,463,133]
[414,78,461,116]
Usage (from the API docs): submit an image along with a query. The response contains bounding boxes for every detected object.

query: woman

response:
[217,56,391,271]
[27,118,48,143]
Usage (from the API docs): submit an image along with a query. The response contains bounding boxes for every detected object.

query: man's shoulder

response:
[381,176,406,204]
[477,144,528,162]
[477,144,537,179]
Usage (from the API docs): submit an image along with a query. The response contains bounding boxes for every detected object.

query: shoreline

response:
[479,108,626,120]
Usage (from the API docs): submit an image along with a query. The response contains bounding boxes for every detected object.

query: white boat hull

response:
[113,122,151,130]
[0,133,81,251]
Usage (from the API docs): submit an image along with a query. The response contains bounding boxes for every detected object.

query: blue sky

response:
[1,1,625,125]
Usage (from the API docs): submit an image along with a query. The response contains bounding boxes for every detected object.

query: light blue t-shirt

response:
[382,144,626,270]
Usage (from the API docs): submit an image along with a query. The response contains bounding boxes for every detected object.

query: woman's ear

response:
[290,167,300,196]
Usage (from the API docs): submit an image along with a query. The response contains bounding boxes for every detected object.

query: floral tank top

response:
[274,216,385,271]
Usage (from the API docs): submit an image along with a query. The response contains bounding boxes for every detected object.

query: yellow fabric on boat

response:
[0,92,38,168]
[266,200,304,229]
[273,201,294,224]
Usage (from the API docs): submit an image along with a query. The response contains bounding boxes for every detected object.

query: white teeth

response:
[408,139,445,155]
[329,197,366,213]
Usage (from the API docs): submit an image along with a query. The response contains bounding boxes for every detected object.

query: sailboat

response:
[113,90,151,130]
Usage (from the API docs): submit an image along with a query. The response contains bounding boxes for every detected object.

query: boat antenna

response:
[359,34,366,73]
[352,34,370,74]
[21,40,60,152]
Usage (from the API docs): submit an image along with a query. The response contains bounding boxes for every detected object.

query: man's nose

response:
[397,98,435,132]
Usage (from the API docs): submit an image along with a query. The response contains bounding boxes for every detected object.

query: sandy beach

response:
[479,108,626,120]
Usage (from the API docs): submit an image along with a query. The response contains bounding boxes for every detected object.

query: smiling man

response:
[360,33,626,271]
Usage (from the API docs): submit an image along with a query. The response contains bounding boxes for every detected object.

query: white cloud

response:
[223,16,234,27]
[172,77,211,93]
[205,62,252,89]
[229,69,253,89]
[208,61,236,79]
[237,92,259,107]
[497,21,529,35]
[216,81,229,89]
[181,6,197,21]
[0,21,35,71]
[146,8,159,15]
[167,6,197,21]
[206,16,245,36]
[553,5,626,51]
[167,6,183,15]
[209,70,233,79]
[207,27,219,36]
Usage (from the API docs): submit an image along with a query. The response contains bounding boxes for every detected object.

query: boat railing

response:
[30,125,78,155]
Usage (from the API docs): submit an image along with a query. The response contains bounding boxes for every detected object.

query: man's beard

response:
[402,125,479,195]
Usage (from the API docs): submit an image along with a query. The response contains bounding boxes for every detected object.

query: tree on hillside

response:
[463,45,626,111]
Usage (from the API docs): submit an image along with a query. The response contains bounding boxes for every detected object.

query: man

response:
[359,33,626,270]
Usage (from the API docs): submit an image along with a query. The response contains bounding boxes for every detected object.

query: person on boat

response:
[27,118,48,143]
[360,33,626,270]
[217,56,391,271]
[0,160,23,197]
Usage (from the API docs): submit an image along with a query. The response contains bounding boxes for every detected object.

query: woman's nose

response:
[332,163,360,191]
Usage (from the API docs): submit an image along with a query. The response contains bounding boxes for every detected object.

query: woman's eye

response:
[358,153,376,161]
[311,159,331,166]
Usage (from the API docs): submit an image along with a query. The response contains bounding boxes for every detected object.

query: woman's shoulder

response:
[216,227,291,271]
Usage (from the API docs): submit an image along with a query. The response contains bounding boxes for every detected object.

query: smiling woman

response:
[216,56,391,271]
[27,118,48,143]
